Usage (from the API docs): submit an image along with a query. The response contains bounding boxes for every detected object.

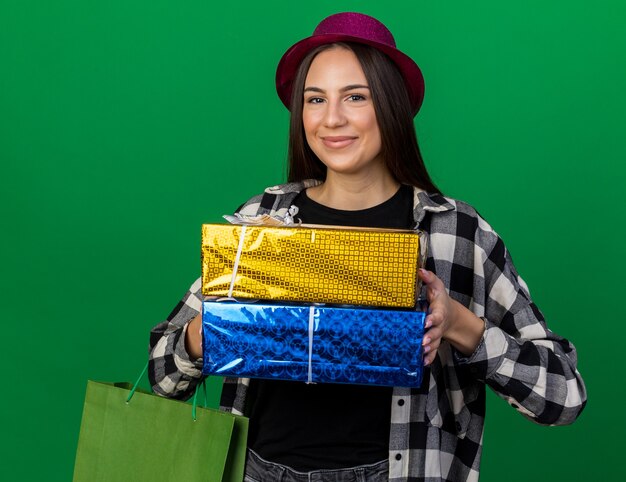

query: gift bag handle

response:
[126,362,208,421]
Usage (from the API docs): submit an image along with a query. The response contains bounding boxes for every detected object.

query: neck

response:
[307,169,401,210]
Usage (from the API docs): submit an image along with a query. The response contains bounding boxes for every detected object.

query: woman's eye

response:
[306,97,324,104]
[348,94,366,101]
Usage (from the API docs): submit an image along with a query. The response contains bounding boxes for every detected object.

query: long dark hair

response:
[287,42,441,194]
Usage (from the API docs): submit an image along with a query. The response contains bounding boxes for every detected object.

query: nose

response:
[323,98,347,128]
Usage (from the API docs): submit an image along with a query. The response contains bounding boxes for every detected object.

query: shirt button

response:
[397,399,405,406]
[455,421,463,432]
[395,453,402,461]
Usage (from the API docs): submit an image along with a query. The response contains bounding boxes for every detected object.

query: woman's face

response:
[302,47,383,177]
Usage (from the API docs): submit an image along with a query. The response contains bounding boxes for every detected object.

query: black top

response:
[247,184,415,471]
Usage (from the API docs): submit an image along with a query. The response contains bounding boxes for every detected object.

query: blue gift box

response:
[202,301,426,387]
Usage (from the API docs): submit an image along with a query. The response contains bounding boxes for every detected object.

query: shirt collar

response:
[263,180,455,218]
[264,180,322,195]
[416,190,455,212]
[412,189,455,227]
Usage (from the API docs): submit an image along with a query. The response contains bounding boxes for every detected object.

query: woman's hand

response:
[185,313,203,360]
[418,268,485,365]
[418,268,453,365]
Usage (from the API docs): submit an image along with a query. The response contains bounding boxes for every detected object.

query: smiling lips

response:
[321,136,358,148]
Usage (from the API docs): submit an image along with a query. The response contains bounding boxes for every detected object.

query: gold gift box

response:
[201,224,422,308]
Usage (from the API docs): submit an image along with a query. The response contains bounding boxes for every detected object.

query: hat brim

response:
[276,33,425,116]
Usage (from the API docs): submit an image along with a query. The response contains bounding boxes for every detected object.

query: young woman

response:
[149,12,586,482]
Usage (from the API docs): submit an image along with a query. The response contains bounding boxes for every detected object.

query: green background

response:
[1,0,624,480]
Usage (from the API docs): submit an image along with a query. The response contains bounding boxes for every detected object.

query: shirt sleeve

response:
[147,197,268,400]
[455,215,587,425]
[148,277,204,400]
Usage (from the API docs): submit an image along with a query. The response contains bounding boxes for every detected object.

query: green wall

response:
[1,0,624,480]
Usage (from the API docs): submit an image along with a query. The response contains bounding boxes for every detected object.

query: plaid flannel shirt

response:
[149,180,586,482]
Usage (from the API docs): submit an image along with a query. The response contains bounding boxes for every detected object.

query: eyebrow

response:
[304,84,370,93]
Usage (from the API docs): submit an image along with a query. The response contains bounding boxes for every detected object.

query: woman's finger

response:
[424,350,437,366]
[419,268,445,291]
[419,269,452,366]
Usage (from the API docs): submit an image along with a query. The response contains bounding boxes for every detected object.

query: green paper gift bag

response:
[73,371,248,482]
